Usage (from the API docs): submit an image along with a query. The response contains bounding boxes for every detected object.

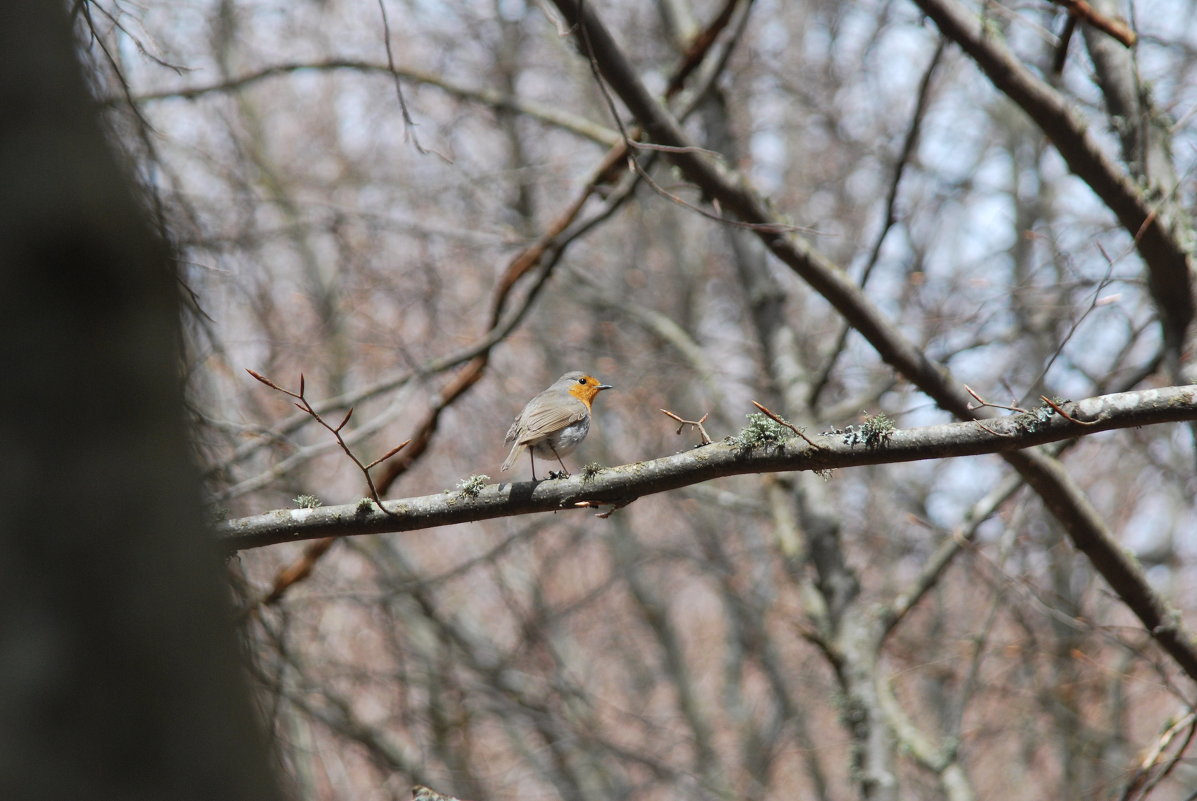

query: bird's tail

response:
[500,442,525,472]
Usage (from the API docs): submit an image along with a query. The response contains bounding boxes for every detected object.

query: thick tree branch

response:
[911,0,1194,370]
[233,0,750,609]
[220,385,1197,551]
[1006,446,1197,679]
[544,0,1197,685]
[209,1,744,488]
[548,0,970,410]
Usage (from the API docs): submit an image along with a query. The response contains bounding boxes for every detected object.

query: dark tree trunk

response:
[0,5,282,800]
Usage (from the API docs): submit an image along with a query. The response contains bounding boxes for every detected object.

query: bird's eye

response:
[578,377,587,385]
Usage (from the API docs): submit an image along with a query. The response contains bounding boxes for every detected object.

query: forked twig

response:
[964,384,1028,414]
[247,369,408,516]
[660,408,713,445]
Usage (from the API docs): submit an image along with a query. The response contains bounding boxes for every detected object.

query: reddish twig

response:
[246,369,408,516]
[261,535,337,606]
[1052,0,1136,48]
[575,497,634,518]
[1039,395,1097,426]
[964,384,1028,414]
[751,401,821,448]
[660,408,713,445]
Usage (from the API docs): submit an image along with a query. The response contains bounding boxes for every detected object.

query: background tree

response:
[79,0,1197,799]
[0,4,281,799]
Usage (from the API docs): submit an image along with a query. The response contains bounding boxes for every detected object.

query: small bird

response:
[502,371,613,480]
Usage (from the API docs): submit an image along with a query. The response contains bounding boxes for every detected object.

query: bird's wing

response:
[503,416,521,444]
[514,396,587,444]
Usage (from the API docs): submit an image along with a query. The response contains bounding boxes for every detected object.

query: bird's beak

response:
[598,384,613,391]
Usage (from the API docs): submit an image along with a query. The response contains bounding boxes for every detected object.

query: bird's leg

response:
[547,442,570,478]
[528,449,538,482]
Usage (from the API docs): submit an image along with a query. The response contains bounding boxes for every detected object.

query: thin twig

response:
[660,408,713,445]
[627,140,724,157]
[575,498,634,518]
[751,401,821,448]
[1018,260,1117,406]
[627,157,799,232]
[246,369,408,516]
[1119,710,1197,801]
[964,384,1028,414]
[376,0,451,160]
[811,41,944,406]
[1052,0,1136,47]
[1039,396,1097,426]
[578,0,798,235]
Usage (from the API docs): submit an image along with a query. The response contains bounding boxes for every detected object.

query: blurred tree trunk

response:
[0,4,281,800]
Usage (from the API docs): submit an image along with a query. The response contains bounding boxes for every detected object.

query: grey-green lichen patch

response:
[1022,399,1063,433]
[294,494,323,509]
[828,413,895,448]
[730,412,789,450]
[447,474,490,500]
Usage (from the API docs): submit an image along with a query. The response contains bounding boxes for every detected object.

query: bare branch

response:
[659,408,713,445]
[911,0,1192,370]
[222,385,1197,551]
[964,384,1028,414]
[546,0,1197,687]
[247,370,407,516]
[118,59,621,146]
[1118,709,1197,801]
[1052,0,1136,47]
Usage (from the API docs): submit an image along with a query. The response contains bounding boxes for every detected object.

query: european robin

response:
[501,371,613,480]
